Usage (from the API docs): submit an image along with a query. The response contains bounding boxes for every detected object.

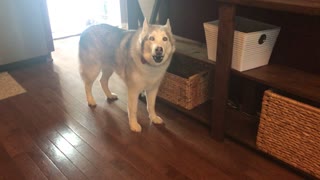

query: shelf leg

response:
[211,3,236,141]
[127,0,144,29]
[149,0,162,24]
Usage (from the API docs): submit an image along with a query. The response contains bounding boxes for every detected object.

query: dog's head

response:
[139,19,176,66]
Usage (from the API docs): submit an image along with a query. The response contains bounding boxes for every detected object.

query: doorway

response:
[47,0,122,39]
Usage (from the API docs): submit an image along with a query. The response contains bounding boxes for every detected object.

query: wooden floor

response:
[0,37,305,180]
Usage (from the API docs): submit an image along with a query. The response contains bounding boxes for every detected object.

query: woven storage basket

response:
[203,16,280,71]
[158,55,211,110]
[257,90,320,178]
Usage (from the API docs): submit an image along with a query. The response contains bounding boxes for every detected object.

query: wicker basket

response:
[204,16,280,71]
[157,54,211,110]
[257,90,320,178]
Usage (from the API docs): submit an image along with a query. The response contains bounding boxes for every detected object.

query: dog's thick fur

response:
[79,19,175,132]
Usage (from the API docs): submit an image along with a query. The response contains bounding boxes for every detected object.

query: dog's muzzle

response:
[153,47,164,63]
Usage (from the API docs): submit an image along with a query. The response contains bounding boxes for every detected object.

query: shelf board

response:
[175,36,215,65]
[218,0,320,16]
[233,64,320,103]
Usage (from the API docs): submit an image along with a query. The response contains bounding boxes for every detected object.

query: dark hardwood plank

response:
[9,89,133,179]
[27,146,68,180]
[0,103,67,180]
[157,98,211,125]
[34,136,88,180]
[0,117,45,180]
[47,131,107,180]
[13,154,48,180]
[58,125,130,180]
[4,98,88,180]
[15,73,149,179]
[0,143,25,180]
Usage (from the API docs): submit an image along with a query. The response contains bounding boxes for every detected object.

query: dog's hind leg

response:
[100,67,118,100]
[80,65,100,107]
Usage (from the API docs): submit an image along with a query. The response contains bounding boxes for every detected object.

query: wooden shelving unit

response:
[128,0,319,146]
[158,2,320,150]
[130,0,319,177]
[211,0,320,142]
[168,0,320,150]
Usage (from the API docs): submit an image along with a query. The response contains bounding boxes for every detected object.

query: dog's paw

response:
[88,102,97,108]
[151,116,163,124]
[130,122,142,132]
[107,93,118,101]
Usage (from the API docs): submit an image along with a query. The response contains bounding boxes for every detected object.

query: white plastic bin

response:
[204,16,280,71]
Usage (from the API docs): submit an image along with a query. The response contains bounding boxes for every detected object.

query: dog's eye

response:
[163,37,168,41]
[149,36,155,41]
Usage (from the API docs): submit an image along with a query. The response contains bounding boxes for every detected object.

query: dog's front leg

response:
[127,89,142,132]
[146,88,163,124]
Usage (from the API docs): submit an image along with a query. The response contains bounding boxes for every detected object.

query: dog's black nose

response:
[155,47,163,55]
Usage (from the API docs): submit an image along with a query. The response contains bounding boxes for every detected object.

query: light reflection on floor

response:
[47,0,121,39]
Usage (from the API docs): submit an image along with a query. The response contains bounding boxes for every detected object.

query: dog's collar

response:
[141,57,148,65]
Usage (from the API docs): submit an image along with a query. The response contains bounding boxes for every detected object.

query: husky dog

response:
[79,19,176,132]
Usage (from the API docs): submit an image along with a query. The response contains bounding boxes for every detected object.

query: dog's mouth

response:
[152,55,164,63]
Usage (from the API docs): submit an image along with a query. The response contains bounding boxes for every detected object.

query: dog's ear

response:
[142,18,149,35]
[164,19,172,32]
